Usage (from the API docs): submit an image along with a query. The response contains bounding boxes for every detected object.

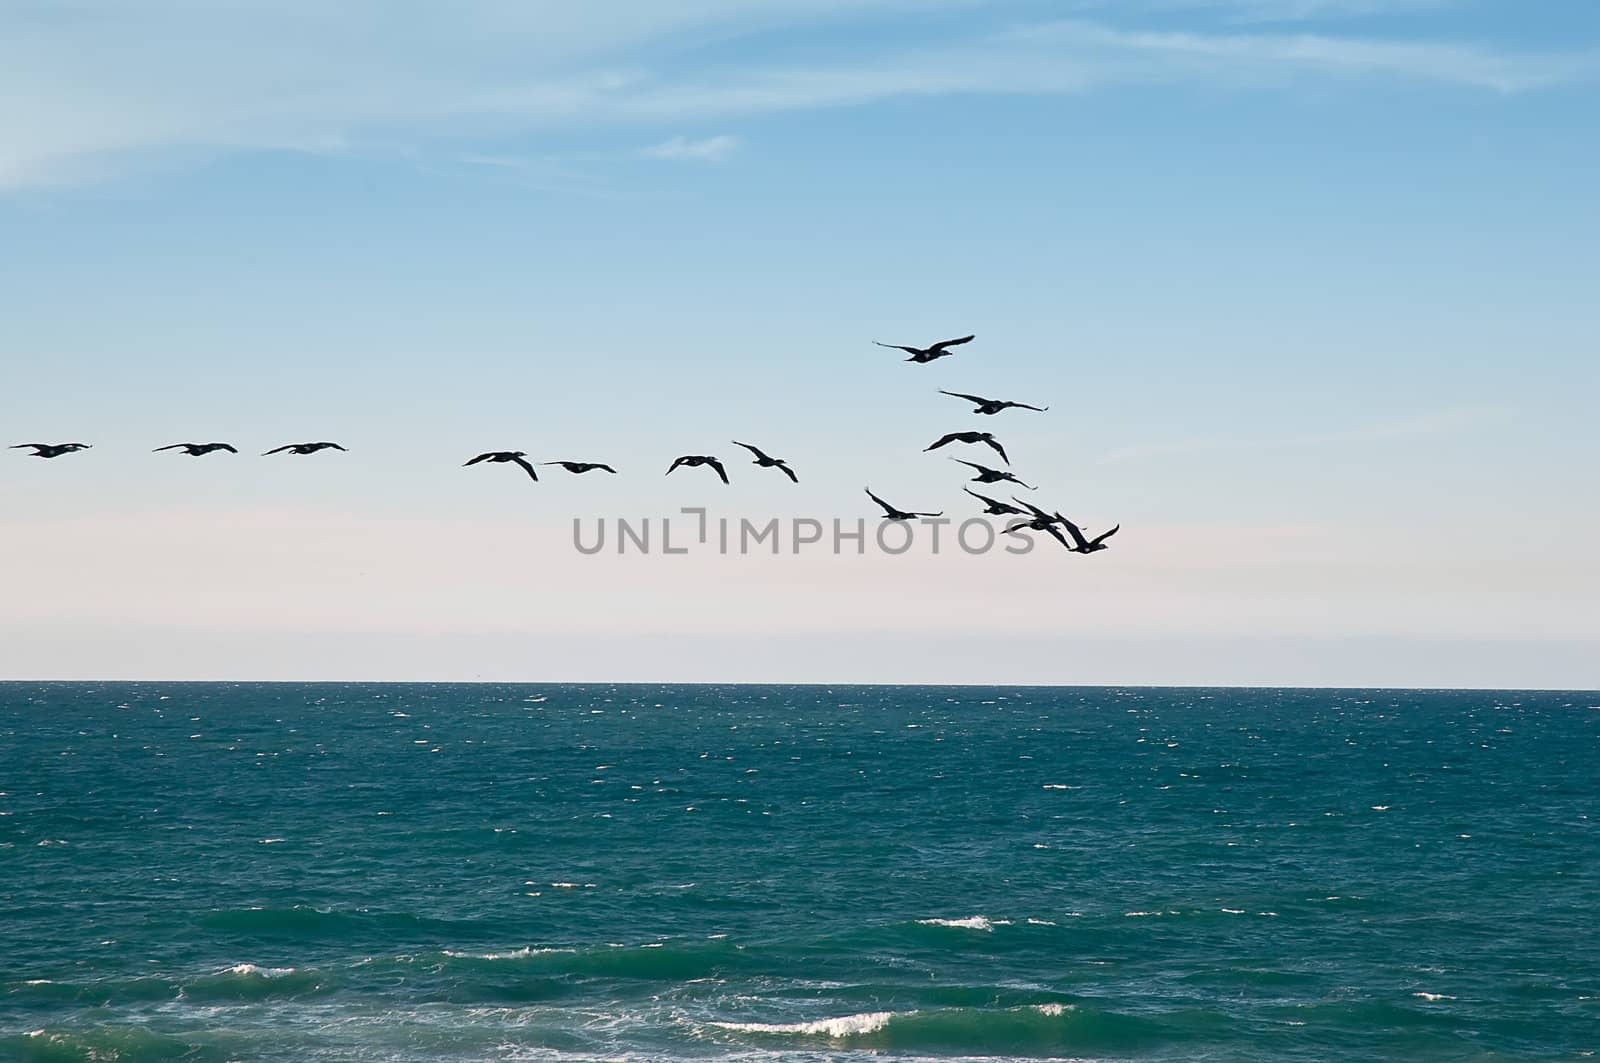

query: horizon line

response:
[1,678,1593,694]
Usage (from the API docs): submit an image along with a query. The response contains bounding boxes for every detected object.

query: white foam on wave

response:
[223,963,296,977]
[713,1010,896,1037]
[1033,1002,1072,1016]
[917,916,995,931]
[1413,991,1457,1001]
[441,947,571,960]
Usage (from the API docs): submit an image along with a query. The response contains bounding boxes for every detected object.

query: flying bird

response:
[263,442,346,456]
[541,461,616,475]
[10,443,90,458]
[952,459,1035,490]
[963,487,1027,516]
[874,334,974,364]
[154,442,237,456]
[1004,515,1070,549]
[938,390,1048,416]
[1058,514,1121,554]
[925,430,1009,464]
[1005,499,1072,549]
[465,451,539,481]
[865,487,942,521]
[667,455,729,484]
[732,441,798,483]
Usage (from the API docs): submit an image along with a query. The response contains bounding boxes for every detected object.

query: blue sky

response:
[1,0,1596,685]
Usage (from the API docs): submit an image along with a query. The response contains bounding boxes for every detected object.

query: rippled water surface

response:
[2,683,1596,1061]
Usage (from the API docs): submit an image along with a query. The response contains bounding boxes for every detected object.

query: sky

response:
[1,0,1596,686]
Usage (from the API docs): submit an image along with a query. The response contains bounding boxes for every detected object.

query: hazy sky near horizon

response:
[2,0,1596,686]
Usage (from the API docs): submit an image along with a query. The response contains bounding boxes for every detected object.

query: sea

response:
[1,683,1595,1062]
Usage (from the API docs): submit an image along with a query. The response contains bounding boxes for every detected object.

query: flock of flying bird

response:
[10,334,1118,555]
[862,334,1119,555]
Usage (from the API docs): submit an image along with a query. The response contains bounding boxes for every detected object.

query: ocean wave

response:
[442,947,574,961]
[915,916,1006,931]
[221,963,296,977]
[704,1003,1158,1055]
[6,963,334,1006]
[197,904,486,941]
[418,938,748,983]
[2,1025,235,1063]
[179,963,329,1001]
[713,1010,896,1037]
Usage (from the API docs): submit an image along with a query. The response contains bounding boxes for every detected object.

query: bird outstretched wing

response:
[464,453,494,466]
[511,456,539,481]
[864,488,897,517]
[707,458,729,484]
[963,487,1005,511]
[731,440,771,462]
[985,437,1010,464]
[930,334,976,352]
[925,433,963,452]
[1090,524,1120,547]
[1057,516,1091,551]
[153,444,184,452]
[874,342,922,356]
[666,457,687,474]
[217,444,239,453]
[1015,498,1053,522]
[777,463,798,483]
[1008,402,1049,412]
[262,444,293,455]
[939,390,990,406]
[1039,522,1070,549]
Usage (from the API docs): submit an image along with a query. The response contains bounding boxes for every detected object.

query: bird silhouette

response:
[1006,498,1071,548]
[732,441,798,483]
[10,443,90,458]
[465,451,539,480]
[1005,514,1071,549]
[952,459,1035,490]
[925,430,1009,464]
[874,334,974,363]
[263,442,346,456]
[1058,515,1120,554]
[154,443,237,456]
[866,487,942,521]
[938,390,1048,415]
[541,461,616,475]
[964,487,1027,516]
[667,455,729,484]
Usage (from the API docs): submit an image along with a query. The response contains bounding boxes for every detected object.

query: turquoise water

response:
[2,683,1596,1061]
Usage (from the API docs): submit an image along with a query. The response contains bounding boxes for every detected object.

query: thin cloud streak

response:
[1,4,1593,190]
[641,134,739,161]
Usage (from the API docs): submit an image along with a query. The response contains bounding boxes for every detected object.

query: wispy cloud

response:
[1011,20,1590,92]
[0,1,1592,191]
[1129,0,1457,22]
[641,134,739,161]
[1097,405,1515,464]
